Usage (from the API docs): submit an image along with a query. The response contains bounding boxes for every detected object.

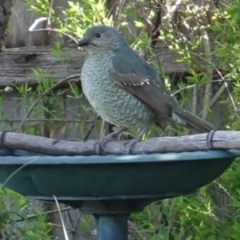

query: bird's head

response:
[78,25,126,54]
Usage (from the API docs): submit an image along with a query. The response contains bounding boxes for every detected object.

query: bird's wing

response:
[110,54,175,126]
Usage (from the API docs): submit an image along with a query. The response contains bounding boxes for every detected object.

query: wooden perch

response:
[0,130,239,156]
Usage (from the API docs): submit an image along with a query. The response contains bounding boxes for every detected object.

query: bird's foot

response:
[94,138,110,155]
[124,138,141,154]
[123,124,150,154]
[94,127,127,155]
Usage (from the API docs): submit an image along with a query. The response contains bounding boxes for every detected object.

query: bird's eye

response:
[95,33,101,38]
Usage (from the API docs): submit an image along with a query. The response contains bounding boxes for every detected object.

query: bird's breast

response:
[81,55,113,107]
[80,55,155,129]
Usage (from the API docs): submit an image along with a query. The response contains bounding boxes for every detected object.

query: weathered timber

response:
[0,130,239,156]
[0,46,85,87]
[0,45,187,87]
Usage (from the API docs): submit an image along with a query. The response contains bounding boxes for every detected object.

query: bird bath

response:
[0,150,239,240]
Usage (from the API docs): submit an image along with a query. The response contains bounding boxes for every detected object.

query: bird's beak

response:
[78,39,90,47]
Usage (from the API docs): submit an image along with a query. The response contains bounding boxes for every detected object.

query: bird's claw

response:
[94,128,126,155]
[94,140,106,155]
[124,139,139,154]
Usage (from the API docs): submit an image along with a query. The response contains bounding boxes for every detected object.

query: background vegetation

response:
[1,0,240,239]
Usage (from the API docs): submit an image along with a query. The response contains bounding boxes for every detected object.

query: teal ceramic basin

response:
[0,150,238,204]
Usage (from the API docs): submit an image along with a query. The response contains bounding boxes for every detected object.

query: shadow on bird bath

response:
[0,150,239,240]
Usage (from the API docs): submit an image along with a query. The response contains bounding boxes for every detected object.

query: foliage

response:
[1,0,240,239]
[0,188,51,239]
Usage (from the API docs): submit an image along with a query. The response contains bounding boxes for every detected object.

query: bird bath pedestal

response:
[0,150,239,240]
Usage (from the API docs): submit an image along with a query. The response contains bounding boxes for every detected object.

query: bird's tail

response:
[172,109,216,132]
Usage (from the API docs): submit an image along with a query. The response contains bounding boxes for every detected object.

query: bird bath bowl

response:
[0,150,239,240]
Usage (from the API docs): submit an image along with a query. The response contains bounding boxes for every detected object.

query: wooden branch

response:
[0,130,240,156]
[0,46,187,87]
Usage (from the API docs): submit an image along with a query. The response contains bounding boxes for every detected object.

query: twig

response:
[171,84,196,96]
[201,28,212,120]
[17,74,80,133]
[192,85,197,114]
[209,83,227,108]
[83,116,101,141]
[131,27,146,52]
[29,28,78,44]
[72,212,82,234]
[13,206,71,223]
[149,1,162,49]
[44,0,55,44]
[47,0,54,28]
[28,17,48,31]
[162,0,182,27]
[211,70,236,111]
[48,222,73,232]
[53,195,69,239]
[190,52,236,111]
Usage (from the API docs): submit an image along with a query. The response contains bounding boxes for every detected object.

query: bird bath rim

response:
[0,149,239,213]
[0,150,239,164]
